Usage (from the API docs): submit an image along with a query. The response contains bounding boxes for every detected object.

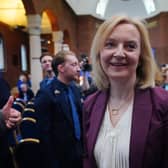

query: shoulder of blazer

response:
[150,87,168,102]
[83,90,105,113]
[150,87,168,115]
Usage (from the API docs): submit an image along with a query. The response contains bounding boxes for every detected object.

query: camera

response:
[80,54,92,72]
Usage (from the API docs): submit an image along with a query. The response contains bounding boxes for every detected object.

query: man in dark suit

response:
[34,50,83,168]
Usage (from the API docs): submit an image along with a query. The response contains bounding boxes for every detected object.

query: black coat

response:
[0,78,14,168]
[34,78,83,168]
[0,78,10,109]
[18,88,34,102]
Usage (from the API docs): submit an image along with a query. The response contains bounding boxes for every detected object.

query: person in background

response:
[0,76,22,168]
[154,64,164,87]
[18,83,34,103]
[34,50,83,168]
[27,73,32,88]
[39,53,55,89]
[79,56,97,99]
[0,76,10,108]
[162,66,168,90]
[0,95,21,168]
[83,15,168,168]
[0,96,22,133]
[17,73,31,92]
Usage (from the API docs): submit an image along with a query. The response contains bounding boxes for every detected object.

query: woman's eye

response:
[125,42,137,50]
[104,41,116,48]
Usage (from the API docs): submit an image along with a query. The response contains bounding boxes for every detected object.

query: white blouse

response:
[94,100,133,168]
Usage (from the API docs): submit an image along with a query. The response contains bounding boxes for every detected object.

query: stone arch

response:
[61,29,74,52]
[21,0,36,14]
[45,9,59,31]
[63,29,70,45]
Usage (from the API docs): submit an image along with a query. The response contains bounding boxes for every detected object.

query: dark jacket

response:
[18,88,34,102]
[34,78,83,168]
[83,87,168,168]
[39,76,55,89]
[0,78,14,168]
[0,78,10,109]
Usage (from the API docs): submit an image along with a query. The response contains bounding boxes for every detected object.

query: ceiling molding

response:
[147,21,158,28]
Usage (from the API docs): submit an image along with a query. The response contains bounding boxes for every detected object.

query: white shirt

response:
[94,100,133,168]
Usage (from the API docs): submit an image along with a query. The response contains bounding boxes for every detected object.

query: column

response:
[62,44,70,51]
[52,31,63,54]
[27,14,42,94]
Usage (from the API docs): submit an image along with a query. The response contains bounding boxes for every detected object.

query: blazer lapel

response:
[87,91,109,158]
[130,88,152,168]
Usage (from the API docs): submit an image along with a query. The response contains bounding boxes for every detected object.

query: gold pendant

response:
[111,109,119,115]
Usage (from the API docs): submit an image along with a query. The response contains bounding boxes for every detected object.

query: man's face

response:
[62,54,81,82]
[41,55,53,72]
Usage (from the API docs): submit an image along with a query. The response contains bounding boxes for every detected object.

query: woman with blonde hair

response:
[83,15,168,168]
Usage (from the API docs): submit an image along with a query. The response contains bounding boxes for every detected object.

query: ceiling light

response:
[143,0,156,14]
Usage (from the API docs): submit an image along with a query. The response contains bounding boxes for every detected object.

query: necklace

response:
[108,104,122,115]
[108,93,133,115]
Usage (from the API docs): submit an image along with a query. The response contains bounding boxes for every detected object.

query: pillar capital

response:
[26,14,42,93]
[27,14,41,35]
[52,31,64,54]
[52,31,63,43]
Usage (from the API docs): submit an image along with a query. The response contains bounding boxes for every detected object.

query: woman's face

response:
[100,23,141,81]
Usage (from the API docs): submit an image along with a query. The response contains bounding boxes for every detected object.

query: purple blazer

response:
[83,87,168,168]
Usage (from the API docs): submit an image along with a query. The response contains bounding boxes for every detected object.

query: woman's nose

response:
[113,45,125,57]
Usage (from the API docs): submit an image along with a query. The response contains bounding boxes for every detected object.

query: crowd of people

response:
[1,14,168,168]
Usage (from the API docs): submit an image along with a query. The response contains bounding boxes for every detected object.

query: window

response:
[20,44,28,71]
[0,34,5,71]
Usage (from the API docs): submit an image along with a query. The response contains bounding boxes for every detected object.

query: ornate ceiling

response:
[66,0,168,20]
[0,0,168,34]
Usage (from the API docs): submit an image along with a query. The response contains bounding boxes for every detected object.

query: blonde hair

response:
[90,15,156,90]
